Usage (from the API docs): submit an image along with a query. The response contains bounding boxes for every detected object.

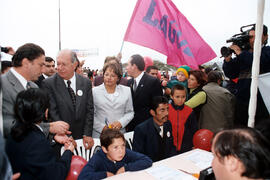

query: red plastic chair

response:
[66,155,87,180]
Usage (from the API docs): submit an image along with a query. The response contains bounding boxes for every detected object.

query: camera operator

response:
[222,24,270,127]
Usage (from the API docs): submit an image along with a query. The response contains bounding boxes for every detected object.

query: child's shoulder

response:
[183,104,193,111]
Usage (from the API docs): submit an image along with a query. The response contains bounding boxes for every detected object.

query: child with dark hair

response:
[5,88,74,180]
[78,129,152,180]
[168,84,198,154]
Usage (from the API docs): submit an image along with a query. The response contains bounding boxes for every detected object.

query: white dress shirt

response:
[63,73,76,93]
[134,72,144,88]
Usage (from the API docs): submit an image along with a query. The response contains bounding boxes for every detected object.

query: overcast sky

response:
[1,0,269,69]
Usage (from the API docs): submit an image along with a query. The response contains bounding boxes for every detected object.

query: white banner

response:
[258,72,270,114]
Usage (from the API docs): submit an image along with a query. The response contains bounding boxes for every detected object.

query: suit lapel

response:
[134,73,146,98]
[163,122,171,140]
[6,70,25,94]
[56,74,74,112]
[75,74,83,112]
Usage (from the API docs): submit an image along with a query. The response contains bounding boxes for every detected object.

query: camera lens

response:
[1,47,9,53]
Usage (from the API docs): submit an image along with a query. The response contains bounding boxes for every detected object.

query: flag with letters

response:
[124,0,216,68]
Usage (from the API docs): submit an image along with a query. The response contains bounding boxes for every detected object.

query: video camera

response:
[220,24,255,57]
[1,47,9,53]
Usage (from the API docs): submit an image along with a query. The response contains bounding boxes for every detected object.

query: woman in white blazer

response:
[92,62,134,138]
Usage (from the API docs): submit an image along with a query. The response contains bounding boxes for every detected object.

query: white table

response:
[106,148,213,180]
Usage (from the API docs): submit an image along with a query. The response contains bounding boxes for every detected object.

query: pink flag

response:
[124,0,216,68]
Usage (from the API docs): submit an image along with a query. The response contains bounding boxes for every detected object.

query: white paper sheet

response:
[146,165,196,180]
[183,149,213,170]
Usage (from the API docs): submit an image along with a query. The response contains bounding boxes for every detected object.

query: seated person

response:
[6,88,74,180]
[169,84,198,154]
[78,129,152,180]
[133,96,177,162]
[211,128,270,180]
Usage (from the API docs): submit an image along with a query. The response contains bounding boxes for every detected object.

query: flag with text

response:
[124,0,216,68]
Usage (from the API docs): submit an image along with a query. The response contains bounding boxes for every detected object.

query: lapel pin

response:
[77,90,83,96]
[167,131,170,137]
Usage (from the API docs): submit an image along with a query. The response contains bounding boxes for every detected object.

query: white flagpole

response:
[248,0,265,127]
[119,40,124,54]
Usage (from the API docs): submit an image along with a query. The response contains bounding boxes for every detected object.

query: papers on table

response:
[183,149,213,170]
[146,165,197,180]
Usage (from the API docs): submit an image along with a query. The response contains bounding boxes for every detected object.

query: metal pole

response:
[119,40,124,53]
[248,0,265,127]
[58,0,61,51]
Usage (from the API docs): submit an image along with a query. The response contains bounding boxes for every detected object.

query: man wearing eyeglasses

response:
[35,56,55,87]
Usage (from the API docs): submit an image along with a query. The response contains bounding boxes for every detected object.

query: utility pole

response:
[58,0,61,51]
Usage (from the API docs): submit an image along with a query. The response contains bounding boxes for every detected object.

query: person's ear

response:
[102,146,108,153]
[21,58,30,67]
[73,61,79,69]
[224,155,240,173]
[150,109,156,117]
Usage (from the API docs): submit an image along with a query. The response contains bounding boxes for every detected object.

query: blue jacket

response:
[78,149,152,180]
[6,126,72,180]
[133,118,177,162]
[223,46,270,124]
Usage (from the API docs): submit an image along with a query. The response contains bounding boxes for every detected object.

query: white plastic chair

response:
[124,131,134,150]
[61,138,101,161]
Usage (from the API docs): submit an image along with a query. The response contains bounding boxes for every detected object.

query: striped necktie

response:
[67,80,76,109]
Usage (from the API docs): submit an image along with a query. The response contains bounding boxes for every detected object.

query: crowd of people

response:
[0,23,270,180]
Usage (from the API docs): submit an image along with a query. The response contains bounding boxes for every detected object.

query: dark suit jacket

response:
[42,73,94,139]
[127,73,163,131]
[34,74,45,87]
[0,134,12,180]
[133,118,177,162]
[6,126,72,180]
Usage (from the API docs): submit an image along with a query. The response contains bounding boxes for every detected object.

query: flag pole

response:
[248,0,265,127]
[119,40,124,53]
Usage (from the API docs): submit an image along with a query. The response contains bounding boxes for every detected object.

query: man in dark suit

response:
[42,49,94,149]
[35,56,55,87]
[126,54,163,131]
[1,43,69,138]
[133,96,176,162]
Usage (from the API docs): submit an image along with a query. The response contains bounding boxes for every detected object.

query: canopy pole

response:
[248,0,265,127]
